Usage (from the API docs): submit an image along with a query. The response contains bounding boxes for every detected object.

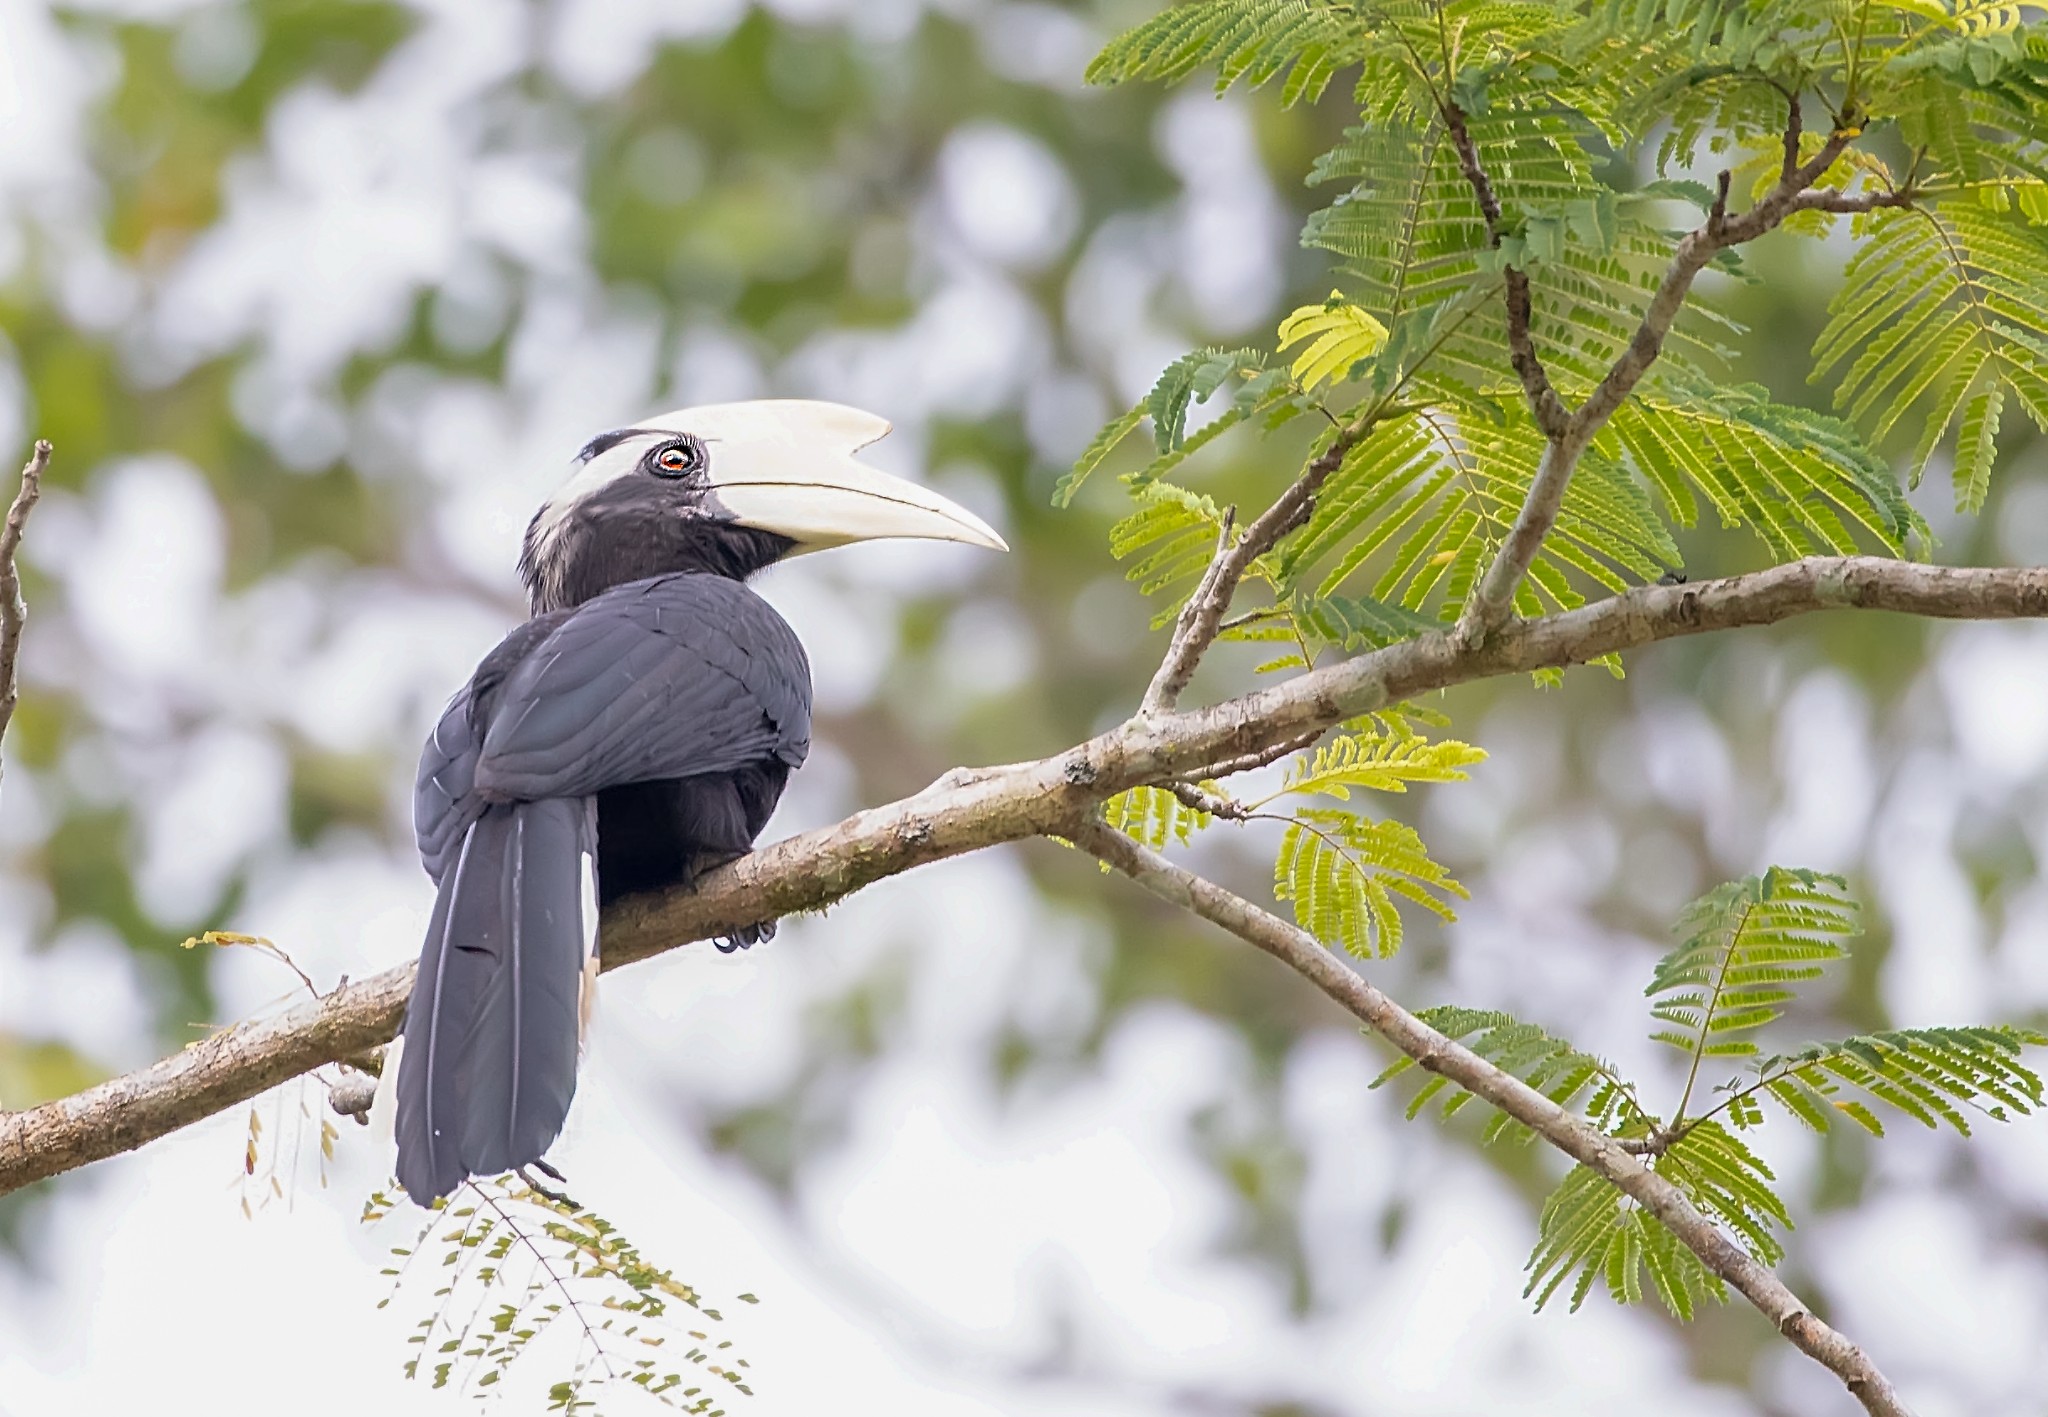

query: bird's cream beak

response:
[696,400,1008,554]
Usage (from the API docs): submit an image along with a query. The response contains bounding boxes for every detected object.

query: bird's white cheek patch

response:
[529,439,659,548]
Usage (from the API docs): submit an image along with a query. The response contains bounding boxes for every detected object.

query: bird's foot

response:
[517,1161,577,1208]
[714,919,778,953]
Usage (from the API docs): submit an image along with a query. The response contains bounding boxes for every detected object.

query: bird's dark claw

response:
[714,920,778,953]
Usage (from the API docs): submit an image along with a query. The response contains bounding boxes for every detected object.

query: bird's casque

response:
[392,401,1005,1203]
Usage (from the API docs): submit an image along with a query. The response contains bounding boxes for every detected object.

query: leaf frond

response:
[1102,785,1217,850]
[1275,730,1487,799]
[1273,807,1467,957]
[1648,868,1860,1074]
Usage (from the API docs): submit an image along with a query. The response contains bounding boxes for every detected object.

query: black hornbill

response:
[393,400,1006,1203]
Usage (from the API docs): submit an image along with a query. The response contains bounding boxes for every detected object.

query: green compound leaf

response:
[1275,730,1486,799]
[1101,784,1216,850]
[1273,808,1466,958]
[1648,868,1859,1067]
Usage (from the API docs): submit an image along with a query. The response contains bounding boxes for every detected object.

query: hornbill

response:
[393,400,1006,1203]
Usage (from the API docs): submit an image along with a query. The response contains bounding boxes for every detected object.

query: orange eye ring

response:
[649,439,704,479]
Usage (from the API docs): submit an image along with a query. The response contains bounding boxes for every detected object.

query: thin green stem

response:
[1673,899,1758,1125]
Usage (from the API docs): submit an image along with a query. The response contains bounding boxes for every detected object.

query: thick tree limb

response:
[0,440,50,760]
[6,554,2048,1197]
[1071,821,1911,1417]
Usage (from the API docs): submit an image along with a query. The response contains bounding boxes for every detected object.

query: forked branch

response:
[1440,101,1570,440]
[1143,416,1368,714]
[1458,95,1882,640]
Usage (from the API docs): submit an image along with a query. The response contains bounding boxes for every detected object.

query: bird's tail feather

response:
[395,797,595,1203]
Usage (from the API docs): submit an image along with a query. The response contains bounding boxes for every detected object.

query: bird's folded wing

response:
[414,611,576,883]
[414,692,479,884]
[470,572,812,804]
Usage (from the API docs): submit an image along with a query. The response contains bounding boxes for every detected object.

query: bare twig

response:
[1458,97,1873,641]
[1440,103,1570,440]
[1217,607,1289,634]
[6,554,2048,1196]
[1786,187,1919,216]
[1781,91,1804,184]
[1166,779,1249,820]
[1141,423,1359,714]
[1072,820,1911,1417]
[1200,729,1325,780]
[0,440,51,760]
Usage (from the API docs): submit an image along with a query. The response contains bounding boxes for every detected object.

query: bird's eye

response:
[650,440,704,479]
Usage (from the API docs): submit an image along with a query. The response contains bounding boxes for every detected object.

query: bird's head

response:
[520,400,1007,612]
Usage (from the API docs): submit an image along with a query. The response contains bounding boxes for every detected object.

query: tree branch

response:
[1071,820,1910,1417]
[1459,97,1869,640]
[1440,101,1570,440]
[7,554,2048,1196]
[1786,187,1918,216]
[0,440,50,760]
[1141,419,1363,714]
[1195,728,1324,782]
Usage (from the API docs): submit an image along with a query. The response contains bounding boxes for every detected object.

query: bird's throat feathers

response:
[520,493,793,613]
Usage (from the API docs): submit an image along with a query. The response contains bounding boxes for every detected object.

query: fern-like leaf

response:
[1085,0,1368,105]
[1146,346,1270,453]
[1279,411,1678,621]
[1604,376,1924,557]
[1273,808,1466,957]
[1748,1024,2048,1137]
[1648,868,1860,1074]
[1274,730,1486,798]
[1277,290,1391,390]
[1292,591,1440,650]
[1956,383,2005,514]
[1526,1166,1729,1318]
[1102,784,1216,850]
[1815,203,2048,509]
[1053,403,1145,508]
[1305,105,1736,401]
[1526,1122,1786,1312]
[1374,1005,1645,1144]
[1656,1119,1790,1265]
[1110,483,1232,628]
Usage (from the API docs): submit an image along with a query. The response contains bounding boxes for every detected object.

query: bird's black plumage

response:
[396,459,813,1203]
[392,401,1001,1204]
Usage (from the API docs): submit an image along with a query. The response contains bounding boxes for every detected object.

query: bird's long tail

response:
[394,797,595,1203]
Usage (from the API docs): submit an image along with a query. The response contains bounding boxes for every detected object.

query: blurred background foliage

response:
[3,1,2047,1414]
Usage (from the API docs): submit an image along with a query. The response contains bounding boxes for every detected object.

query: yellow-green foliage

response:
[1076,0,2048,631]
[1101,785,1216,849]
[1372,868,2048,1320]
[1273,809,1467,957]
[1277,292,1390,390]
[1275,730,1487,798]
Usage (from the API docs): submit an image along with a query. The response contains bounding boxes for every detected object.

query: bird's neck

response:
[520,511,794,614]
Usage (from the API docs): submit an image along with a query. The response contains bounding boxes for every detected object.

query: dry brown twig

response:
[0,439,51,764]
